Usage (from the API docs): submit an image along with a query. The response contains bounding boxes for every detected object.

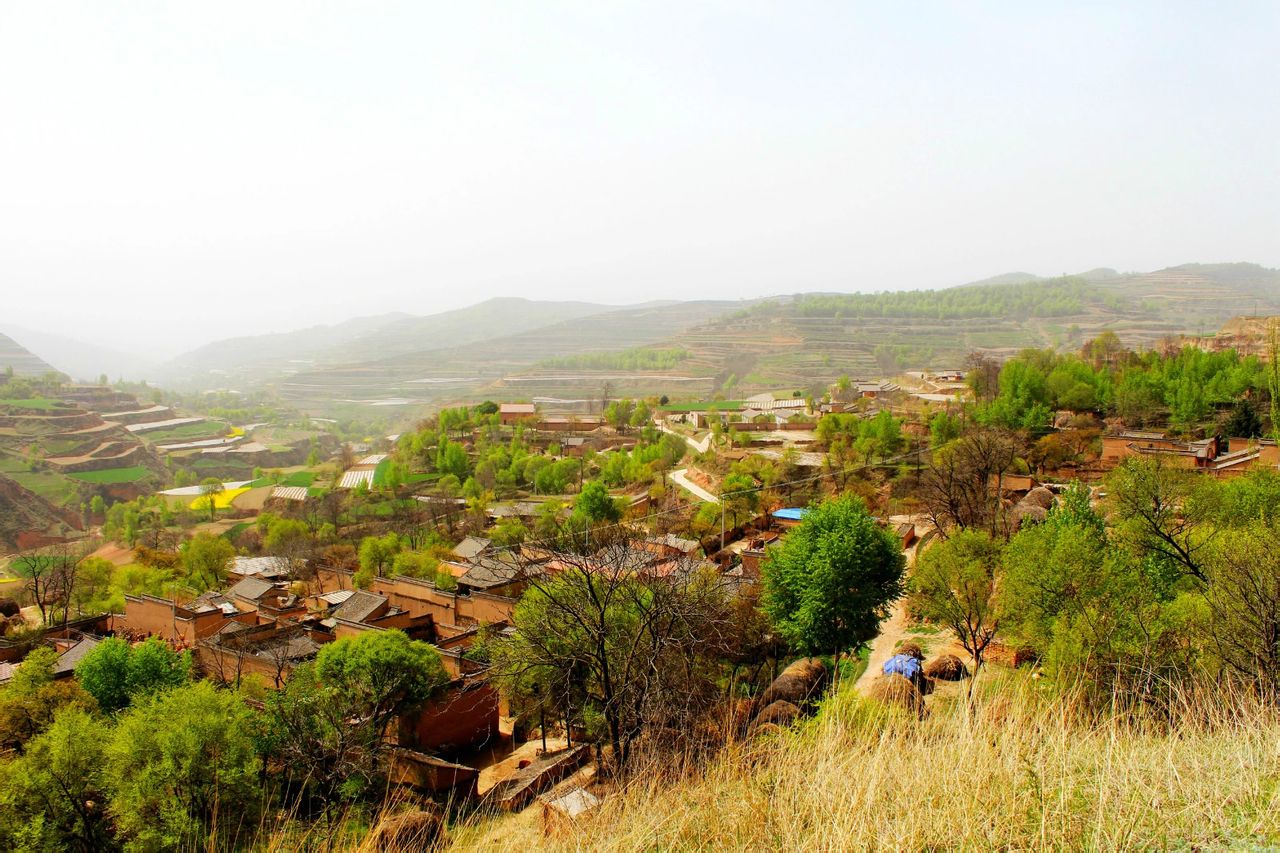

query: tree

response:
[920,428,1017,536]
[314,629,448,740]
[75,636,190,713]
[0,647,98,753]
[572,480,621,525]
[263,516,313,575]
[1203,522,1280,694]
[760,496,905,657]
[70,556,114,616]
[265,631,448,813]
[356,532,401,587]
[89,494,106,518]
[493,539,733,770]
[1224,398,1263,439]
[910,529,1003,691]
[105,682,261,851]
[0,707,112,852]
[721,472,759,528]
[197,478,224,521]
[180,532,234,591]
[1107,457,1209,584]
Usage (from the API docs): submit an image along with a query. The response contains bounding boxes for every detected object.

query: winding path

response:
[668,468,719,503]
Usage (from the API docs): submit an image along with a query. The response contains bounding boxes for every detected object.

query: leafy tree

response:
[1224,398,1263,439]
[105,682,261,851]
[761,496,905,657]
[75,636,190,713]
[910,529,1003,686]
[180,532,234,591]
[0,707,113,852]
[355,532,401,587]
[1202,522,1280,693]
[314,629,448,739]
[265,631,448,812]
[197,478,224,521]
[0,647,98,753]
[572,480,621,525]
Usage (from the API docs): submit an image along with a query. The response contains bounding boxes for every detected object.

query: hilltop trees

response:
[761,496,905,658]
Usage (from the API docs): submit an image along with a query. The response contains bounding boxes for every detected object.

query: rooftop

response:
[331,590,388,623]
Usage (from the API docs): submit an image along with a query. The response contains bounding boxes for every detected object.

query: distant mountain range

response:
[6,262,1280,415]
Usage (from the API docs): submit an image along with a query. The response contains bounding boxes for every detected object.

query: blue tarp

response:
[882,653,922,681]
[771,508,809,521]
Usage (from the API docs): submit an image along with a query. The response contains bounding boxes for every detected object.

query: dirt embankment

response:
[0,475,82,550]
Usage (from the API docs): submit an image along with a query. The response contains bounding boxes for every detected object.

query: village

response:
[5,314,1280,847]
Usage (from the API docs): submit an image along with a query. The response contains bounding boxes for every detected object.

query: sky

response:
[3,2,1279,359]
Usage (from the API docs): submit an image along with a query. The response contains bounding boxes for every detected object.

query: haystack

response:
[1011,502,1048,529]
[867,675,927,716]
[897,641,924,659]
[756,657,829,709]
[1023,486,1056,509]
[364,809,443,851]
[923,654,969,681]
[752,700,802,729]
[0,598,19,618]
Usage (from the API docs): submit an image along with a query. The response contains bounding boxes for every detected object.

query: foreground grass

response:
[443,677,1280,851]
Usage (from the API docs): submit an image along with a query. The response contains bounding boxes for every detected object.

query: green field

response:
[138,421,225,443]
[9,469,80,506]
[371,458,391,487]
[0,398,65,411]
[277,470,315,487]
[659,401,745,413]
[68,466,152,484]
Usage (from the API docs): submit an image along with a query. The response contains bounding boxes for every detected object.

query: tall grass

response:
[440,676,1280,851]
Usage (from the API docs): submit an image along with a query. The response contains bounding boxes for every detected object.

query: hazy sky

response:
[3,2,1279,358]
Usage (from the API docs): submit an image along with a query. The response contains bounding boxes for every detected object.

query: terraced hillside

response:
[264,262,1280,413]
[278,300,745,413]
[0,332,62,378]
[0,387,173,547]
[160,298,630,390]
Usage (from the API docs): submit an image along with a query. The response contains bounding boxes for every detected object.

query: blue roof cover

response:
[771,508,809,521]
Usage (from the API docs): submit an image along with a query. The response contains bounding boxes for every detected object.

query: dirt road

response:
[669,468,719,503]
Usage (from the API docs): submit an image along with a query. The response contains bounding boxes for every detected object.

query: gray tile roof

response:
[54,637,100,676]
[331,590,388,623]
[451,536,491,560]
[229,576,274,602]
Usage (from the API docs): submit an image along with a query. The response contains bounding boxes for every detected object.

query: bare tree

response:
[493,532,737,771]
[920,427,1017,537]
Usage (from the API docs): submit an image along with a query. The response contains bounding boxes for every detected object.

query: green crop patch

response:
[68,466,152,484]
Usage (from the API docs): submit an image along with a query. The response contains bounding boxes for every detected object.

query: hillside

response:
[159,299,620,390]
[186,262,1280,413]
[0,332,62,378]
[0,324,157,383]
[445,679,1280,851]
[276,299,746,413]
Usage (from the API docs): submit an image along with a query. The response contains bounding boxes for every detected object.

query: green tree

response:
[197,478,224,521]
[180,532,234,591]
[105,682,261,851]
[910,529,1003,688]
[760,496,905,657]
[572,480,621,525]
[355,532,402,587]
[75,636,190,713]
[0,707,112,852]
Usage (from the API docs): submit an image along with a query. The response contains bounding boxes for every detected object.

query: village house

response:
[499,402,538,425]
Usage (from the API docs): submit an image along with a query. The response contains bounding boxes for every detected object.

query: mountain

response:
[277,299,749,413]
[0,331,62,378]
[157,298,618,389]
[959,271,1045,288]
[0,325,157,383]
[156,312,413,388]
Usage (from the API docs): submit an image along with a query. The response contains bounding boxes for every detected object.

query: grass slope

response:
[446,677,1280,851]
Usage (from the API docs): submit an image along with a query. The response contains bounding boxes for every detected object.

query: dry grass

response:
[442,676,1280,851]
